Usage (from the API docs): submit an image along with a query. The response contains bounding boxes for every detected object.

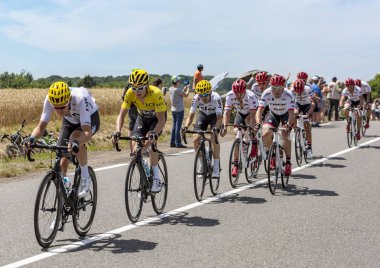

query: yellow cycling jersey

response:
[122,85,167,118]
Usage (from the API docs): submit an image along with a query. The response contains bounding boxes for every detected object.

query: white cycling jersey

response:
[259,88,295,115]
[342,87,362,102]
[190,91,223,115]
[224,90,258,114]
[41,87,98,125]
[250,83,266,100]
[359,81,372,94]
[290,86,313,105]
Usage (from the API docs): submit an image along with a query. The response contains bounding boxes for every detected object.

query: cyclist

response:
[251,71,270,100]
[221,79,258,177]
[355,79,372,129]
[339,78,364,140]
[290,79,315,159]
[113,69,166,193]
[183,80,223,178]
[26,81,100,198]
[296,71,312,89]
[255,74,295,176]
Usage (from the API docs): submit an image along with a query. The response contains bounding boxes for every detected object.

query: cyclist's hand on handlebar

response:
[68,139,80,154]
[254,123,261,131]
[181,126,188,133]
[111,131,121,144]
[212,126,220,134]
[23,136,35,150]
[148,131,158,143]
[220,126,227,137]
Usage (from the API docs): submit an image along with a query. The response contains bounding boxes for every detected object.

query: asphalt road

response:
[0,121,379,268]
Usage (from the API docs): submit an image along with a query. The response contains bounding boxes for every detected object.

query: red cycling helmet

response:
[345,78,355,86]
[297,72,308,81]
[255,72,269,83]
[293,79,305,94]
[270,74,286,86]
[232,79,246,93]
[355,79,362,87]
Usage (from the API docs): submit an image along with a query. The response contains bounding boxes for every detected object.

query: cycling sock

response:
[152,165,159,178]
[213,159,220,169]
[80,165,89,178]
[286,155,291,164]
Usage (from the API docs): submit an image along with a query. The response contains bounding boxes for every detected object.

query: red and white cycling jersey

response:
[259,88,295,115]
[190,91,223,115]
[359,81,372,94]
[290,86,313,105]
[224,90,258,115]
[342,87,362,102]
[250,83,266,100]
[41,87,98,125]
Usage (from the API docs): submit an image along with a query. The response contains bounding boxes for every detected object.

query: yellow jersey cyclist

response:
[26,81,100,198]
[183,80,223,178]
[113,69,166,193]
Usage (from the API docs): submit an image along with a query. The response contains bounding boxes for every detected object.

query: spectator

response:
[321,81,329,122]
[311,76,322,127]
[152,77,163,88]
[192,64,204,91]
[372,98,380,120]
[327,76,341,121]
[169,75,190,148]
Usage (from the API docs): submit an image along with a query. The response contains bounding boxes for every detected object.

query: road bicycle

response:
[359,107,368,137]
[256,127,268,175]
[294,114,310,166]
[267,126,290,195]
[1,120,28,158]
[224,124,258,188]
[115,136,168,223]
[346,107,361,148]
[27,143,97,248]
[182,129,220,201]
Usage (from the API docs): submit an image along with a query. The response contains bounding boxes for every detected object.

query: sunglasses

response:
[54,105,68,110]
[272,86,284,91]
[132,85,147,91]
[258,82,268,85]
[199,93,210,98]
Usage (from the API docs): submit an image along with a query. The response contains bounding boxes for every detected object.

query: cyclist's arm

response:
[249,109,257,127]
[223,109,231,126]
[215,114,223,128]
[256,107,264,125]
[152,111,166,134]
[30,120,48,140]
[116,107,129,133]
[359,95,364,107]
[77,124,92,144]
[184,112,195,128]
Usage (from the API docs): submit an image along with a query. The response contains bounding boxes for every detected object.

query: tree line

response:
[0,70,379,97]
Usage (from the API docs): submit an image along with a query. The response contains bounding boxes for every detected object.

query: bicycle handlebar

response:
[114,136,157,152]
[181,129,219,145]
[26,143,69,162]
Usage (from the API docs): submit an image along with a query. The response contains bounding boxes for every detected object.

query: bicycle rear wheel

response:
[353,120,358,146]
[347,119,353,148]
[152,153,168,214]
[229,139,241,188]
[294,129,302,166]
[125,158,144,223]
[267,144,279,195]
[302,131,309,164]
[34,171,62,248]
[245,145,261,182]
[73,167,97,236]
[194,147,207,201]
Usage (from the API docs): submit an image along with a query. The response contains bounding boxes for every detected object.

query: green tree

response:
[369,74,380,98]
[79,75,96,88]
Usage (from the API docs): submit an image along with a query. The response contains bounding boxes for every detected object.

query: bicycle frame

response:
[256,128,267,161]
[225,124,252,169]
[270,127,288,174]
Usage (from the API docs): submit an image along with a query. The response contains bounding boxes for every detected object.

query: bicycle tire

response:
[194,147,207,201]
[125,158,144,223]
[347,118,353,148]
[34,171,61,248]
[267,143,279,195]
[209,146,220,195]
[246,148,261,182]
[73,167,98,236]
[152,153,168,214]
[294,129,302,166]
[353,120,358,146]
[229,139,241,188]
[302,131,309,164]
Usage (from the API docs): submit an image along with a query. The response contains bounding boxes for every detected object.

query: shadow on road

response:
[280,184,339,197]
[149,212,220,227]
[211,193,267,205]
[328,156,346,160]
[358,145,380,149]
[292,174,317,180]
[53,234,157,254]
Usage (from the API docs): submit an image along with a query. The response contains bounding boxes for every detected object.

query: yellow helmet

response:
[48,81,71,107]
[195,80,212,94]
[129,69,149,87]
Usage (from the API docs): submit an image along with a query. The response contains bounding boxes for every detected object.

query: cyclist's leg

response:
[57,119,75,176]
[193,112,208,150]
[208,114,220,177]
[233,112,247,160]
[128,106,138,155]
[280,113,292,175]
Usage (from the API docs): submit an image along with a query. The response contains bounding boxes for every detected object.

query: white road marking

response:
[2,137,380,268]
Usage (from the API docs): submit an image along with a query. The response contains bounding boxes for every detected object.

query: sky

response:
[0,0,379,81]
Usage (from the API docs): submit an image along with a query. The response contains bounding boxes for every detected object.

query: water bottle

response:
[142,159,150,177]
[62,176,72,196]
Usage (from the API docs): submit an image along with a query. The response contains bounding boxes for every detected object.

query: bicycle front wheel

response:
[267,144,279,195]
[209,147,220,195]
[73,167,98,236]
[194,147,207,201]
[34,171,62,248]
[302,131,309,164]
[294,129,302,166]
[125,158,144,223]
[347,119,353,148]
[245,145,261,182]
[229,139,241,188]
[353,120,358,146]
[152,153,168,214]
